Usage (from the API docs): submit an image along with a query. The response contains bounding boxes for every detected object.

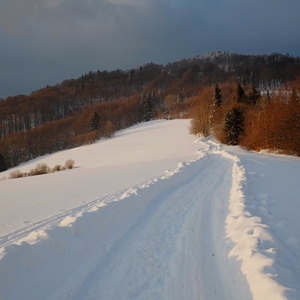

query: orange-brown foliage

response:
[240,84,300,155]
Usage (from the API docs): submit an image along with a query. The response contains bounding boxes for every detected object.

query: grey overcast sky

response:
[1,0,300,98]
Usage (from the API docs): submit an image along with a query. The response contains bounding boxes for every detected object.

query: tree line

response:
[1,52,300,171]
[190,77,300,155]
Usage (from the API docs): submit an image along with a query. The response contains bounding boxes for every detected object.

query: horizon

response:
[1,50,299,99]
[1,0,300,98]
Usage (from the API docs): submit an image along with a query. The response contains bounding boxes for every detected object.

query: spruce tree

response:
[224,107,244,145]
[90,112,100,131]
[237,83,246,103]
[214,84,222,107]
[144,94,153,122]
[0,153,8,172]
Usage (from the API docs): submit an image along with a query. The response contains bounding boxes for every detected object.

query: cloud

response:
[0,0,300,97]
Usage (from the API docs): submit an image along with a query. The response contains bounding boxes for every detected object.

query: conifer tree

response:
[237,83,246,103]
[224,107,244,145]
[90,112,100,131]
[214,84,222,107]
[0,153,8,172]
[143,93,153,122]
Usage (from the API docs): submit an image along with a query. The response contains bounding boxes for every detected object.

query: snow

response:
[0,119,299,299]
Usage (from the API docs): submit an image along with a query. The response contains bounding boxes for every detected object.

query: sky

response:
[1,0,300,98]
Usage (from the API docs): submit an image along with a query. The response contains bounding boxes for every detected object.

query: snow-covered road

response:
[71,149,250,300]
[1,120,299,299]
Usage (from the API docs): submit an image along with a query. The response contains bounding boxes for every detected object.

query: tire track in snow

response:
[71,153,251,300]
[0,141,252,300]
[0,188,133,248]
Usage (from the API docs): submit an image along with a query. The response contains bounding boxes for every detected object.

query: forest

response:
[0,51,300,171]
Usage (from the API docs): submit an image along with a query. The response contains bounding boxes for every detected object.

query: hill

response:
[1,120,299,299]
[0,52,300,169]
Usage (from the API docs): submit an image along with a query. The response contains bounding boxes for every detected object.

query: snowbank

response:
[219,145,300,300]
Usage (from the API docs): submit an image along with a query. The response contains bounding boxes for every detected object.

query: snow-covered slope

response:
[0,119,299,299]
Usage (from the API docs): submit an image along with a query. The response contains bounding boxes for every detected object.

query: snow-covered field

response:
[0,119,299,300]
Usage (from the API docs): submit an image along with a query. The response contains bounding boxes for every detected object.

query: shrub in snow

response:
[52,164,65,172]
[65,159,75,169]
[9,170,25,179]
[6,159,75,180]
[29,163,50,176]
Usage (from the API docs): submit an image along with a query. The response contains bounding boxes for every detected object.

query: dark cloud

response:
[1,0,300,97]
